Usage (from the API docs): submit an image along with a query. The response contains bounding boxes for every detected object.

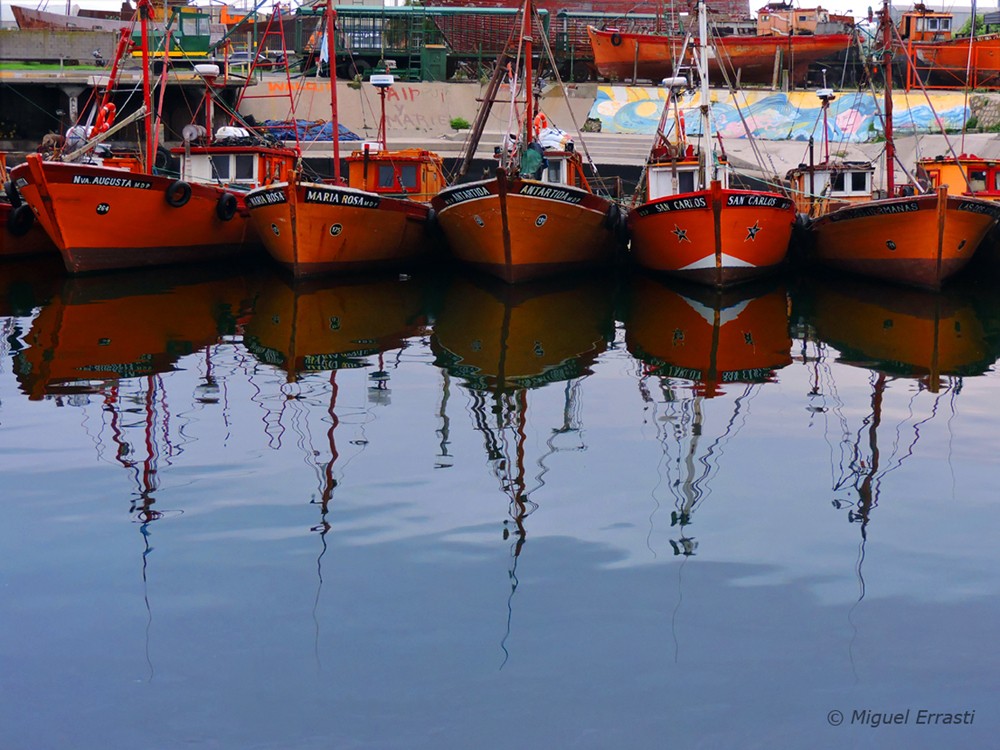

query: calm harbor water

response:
[2,255,999,749]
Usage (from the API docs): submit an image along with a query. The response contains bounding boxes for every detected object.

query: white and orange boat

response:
[628,3,795,288]
[802,3,1000,290]
[9,4,297,274]
[432,0,624,284]
[244,6,446,278]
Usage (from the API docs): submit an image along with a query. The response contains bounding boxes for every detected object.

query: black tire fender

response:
[7,203,35,237]
[610,32,623,47]
[4,180,21,208]
[165,180,191,208]
[216,192,238,221]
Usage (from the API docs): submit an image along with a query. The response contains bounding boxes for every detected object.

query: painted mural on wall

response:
[589,86,970,142]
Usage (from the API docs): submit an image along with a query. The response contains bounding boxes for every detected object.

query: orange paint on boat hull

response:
[0,203,57,259]
[246,182,432,278]
[629,185,795,288]
[11,155,256,273]
[432,174,622,284]
[588,26,851,83]
[809,191,999,290]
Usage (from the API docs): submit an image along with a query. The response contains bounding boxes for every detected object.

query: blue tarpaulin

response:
[260,119,362,141]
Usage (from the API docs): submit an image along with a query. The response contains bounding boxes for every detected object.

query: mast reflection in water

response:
[2,259,1000,748]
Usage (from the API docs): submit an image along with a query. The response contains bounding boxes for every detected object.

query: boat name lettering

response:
[70,175,153,189]
[830,201,920,221]
[304,188,380,208]
[721,368,774,382]
[518,184,583,204]
[247,189,287,208]
[726,194,790,209]
[441,186,491,206]
[957,201,1000,219]
[303,351,376,370]
[636,196,708,216]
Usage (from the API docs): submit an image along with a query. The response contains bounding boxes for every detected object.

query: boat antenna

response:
[697,0,711,188]
[326,0,340,183]
[880,0,894,196]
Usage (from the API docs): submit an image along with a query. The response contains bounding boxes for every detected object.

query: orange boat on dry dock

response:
[9,7,299,274]
[628,3,795,287]
[431,0,625,284]
[244,4,446,278]
[587,25,850,85]
[796,3,1000,290]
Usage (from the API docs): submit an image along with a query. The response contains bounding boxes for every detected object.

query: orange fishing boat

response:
[898,4,1000,88]
[586,25,850,85]
[245,5,446,278]
[9,6,297,274]
[1,153,57,259]
[804,2,1000,290]
[431,0,625,284]
[624,273,791,397]
[629,5,795,287]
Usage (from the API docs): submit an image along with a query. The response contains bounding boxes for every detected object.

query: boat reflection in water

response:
[791,276,998,596]
[242,272,431,537]
[431,271,616,659]
[623,273,792,554]
[16,266,257,402]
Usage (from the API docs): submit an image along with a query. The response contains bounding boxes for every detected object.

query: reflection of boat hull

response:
[624,273,791,396]
[809,190,999,290]
[431,271,615,390]
[16,268,256,400]
[629,184,795,287]
[243,274,429,375]
[246,182,431,278]
[432,172,621,284]
[799,276,993,382]
[587,26,851,83]
[12,156,256,273]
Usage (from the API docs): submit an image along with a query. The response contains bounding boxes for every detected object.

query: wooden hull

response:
[809,190,1000,290]
[1,202,58,259]
[431,172,622,284]
[245,182,432,278]
[629,184,795,287]
[587,26,851,83]
[10,156,256,274]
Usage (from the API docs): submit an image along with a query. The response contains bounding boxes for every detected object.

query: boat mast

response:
[138,0,154,172]
[881,0,894,196]
[522,0,534,146]
[698,0,711,187]
[327,1,340,182]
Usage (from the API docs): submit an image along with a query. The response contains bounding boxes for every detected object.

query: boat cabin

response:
[786,161,875,217]
[173,129,296,190]
[756,4,854,36]
[918,154,1000,198]
[646,144,729,198]
[897,4,953,42]
[345,145,446,202]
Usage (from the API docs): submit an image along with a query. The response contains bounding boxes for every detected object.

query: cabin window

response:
[546,160,563,183]
[678,170,696,193]
[970,170,987,192]
[831,172,845,192]
[210,155,230,180]
[927,18,939,30]
[941,18,951,30]
[798,15,807,21]
[915,18,925,32]
[851,171,869,192]
[400,165,418,189]
[378,165,395,188]
[994,172,1000,191]
[235,155,255,182]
